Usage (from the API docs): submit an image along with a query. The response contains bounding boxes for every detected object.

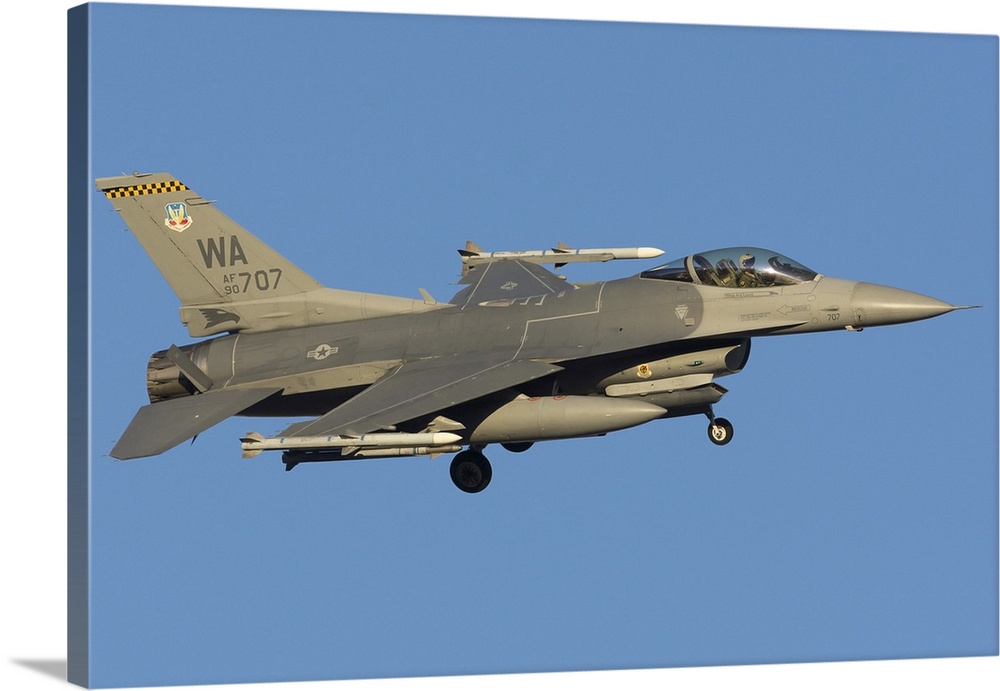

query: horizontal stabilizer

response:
[111,387,282,460]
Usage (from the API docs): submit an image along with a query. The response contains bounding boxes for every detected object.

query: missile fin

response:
[240,431,265,458]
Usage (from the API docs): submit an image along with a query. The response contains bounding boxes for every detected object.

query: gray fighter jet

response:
[96,172,975,492]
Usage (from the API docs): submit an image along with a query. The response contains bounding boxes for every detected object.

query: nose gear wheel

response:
[707,417,734,445]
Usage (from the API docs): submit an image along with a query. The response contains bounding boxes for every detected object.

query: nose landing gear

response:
[705,408,734,446]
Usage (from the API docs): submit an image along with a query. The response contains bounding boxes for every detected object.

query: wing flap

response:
[111,387,282,460]
[286,358,563,438]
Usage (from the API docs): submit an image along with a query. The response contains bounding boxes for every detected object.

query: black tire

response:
[449,450,493,493]
[501,441,533,454]
[707,417,734,446]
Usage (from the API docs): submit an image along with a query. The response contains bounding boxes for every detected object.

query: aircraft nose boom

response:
[850,282,957,327]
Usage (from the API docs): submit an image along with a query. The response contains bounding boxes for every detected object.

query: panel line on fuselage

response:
[225,333,240,387]
[511,282,606,360]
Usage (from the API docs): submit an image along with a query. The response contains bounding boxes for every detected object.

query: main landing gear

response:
[448,442,534,493]
[449,449,492,493]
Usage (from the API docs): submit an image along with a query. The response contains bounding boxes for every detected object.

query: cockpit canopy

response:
[640,247,818,288]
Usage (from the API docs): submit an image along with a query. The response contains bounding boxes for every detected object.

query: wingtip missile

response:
[633,247,666,259]
[551,245,665,260]
[459,243,664,270]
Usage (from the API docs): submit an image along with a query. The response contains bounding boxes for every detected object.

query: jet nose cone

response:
[851,282,958,327]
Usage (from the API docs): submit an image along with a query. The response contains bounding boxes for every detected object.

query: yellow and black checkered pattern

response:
[103,180,188,199]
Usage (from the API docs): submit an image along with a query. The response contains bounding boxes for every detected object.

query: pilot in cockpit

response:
[736,253,778,288]
[737,253,759,288]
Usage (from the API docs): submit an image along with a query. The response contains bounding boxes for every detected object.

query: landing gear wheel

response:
[450,450,492,493]
[708,417,734,446]
[501,441,533,453]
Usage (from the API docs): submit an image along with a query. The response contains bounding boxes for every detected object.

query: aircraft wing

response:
[111,387,283,460]
[284,357,563,438]
[450,260,573,305]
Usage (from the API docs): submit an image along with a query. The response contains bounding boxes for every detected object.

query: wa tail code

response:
[197,235,249,268]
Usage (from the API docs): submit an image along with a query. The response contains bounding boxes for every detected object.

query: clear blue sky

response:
[75,2,997,688]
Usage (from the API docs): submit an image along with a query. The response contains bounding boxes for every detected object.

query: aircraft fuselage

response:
[155,272,954,423]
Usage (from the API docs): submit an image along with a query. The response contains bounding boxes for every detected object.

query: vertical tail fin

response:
[96,172,323,307]
[97,172,439,336]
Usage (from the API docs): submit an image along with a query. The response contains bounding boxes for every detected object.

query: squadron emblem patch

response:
[164,202,193,232]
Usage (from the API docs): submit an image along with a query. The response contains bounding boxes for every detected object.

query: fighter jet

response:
[96,172,975,492]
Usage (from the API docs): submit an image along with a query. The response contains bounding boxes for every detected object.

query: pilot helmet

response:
[739,253,755,269]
